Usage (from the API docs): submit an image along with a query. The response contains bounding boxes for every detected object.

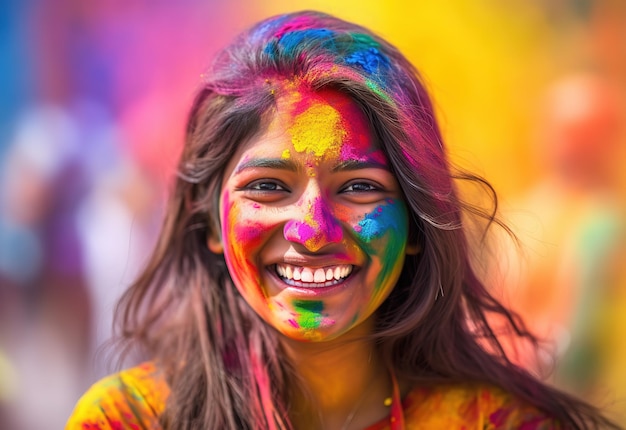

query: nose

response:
[283,195,343,252]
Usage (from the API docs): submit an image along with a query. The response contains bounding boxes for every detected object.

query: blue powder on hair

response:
[276,29,335,54]
[263,40,278,56]
[345,47,391,75]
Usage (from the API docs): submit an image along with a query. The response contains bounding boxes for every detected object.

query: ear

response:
[405,242,420,256]
[207,229,224,254]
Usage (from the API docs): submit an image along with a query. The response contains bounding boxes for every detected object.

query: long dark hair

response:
[116,10,617,429]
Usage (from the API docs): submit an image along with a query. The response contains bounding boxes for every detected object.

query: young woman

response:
[66,10,618,430]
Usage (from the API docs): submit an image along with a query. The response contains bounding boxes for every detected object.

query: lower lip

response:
[267,267,355,297]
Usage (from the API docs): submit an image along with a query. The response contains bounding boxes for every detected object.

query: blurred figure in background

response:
[0,1,188,427]
[76,148,162,380]
[0,103,94,429]
[498,70,626,423]
[0,99,162,430]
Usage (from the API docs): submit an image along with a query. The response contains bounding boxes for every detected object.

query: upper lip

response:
[276,252,356,269]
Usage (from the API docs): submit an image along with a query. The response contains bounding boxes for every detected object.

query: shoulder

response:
[65,362,169,430]
[402,382,562,429]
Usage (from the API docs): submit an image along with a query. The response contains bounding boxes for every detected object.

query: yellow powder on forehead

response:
[289,103,345,157]
[281,149,291,159]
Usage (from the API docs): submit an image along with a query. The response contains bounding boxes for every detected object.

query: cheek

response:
[226,204,265,249]
[354,199,408,244]
[222,196,272,291]
[349,198,409,287]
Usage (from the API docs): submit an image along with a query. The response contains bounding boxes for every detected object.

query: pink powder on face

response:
[268,84,390,177]
[339,140,387,165]
[321,316,335,326]
[217,84,407,342]
[286,221,317,244]
[283,196,342,251]
[223,192,266,297]
[232,214,265,246]
[278,85,387,166]
[315,88,388,165]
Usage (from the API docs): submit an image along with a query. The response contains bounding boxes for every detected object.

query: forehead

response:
[273,85,363,125]
[248,85,385,163]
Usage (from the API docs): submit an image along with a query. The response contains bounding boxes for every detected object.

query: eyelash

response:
[341,181,381,193]
[241,180,383,195]
[244,180,288,192]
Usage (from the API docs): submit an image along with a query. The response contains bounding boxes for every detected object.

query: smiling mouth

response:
[274,263,354,288]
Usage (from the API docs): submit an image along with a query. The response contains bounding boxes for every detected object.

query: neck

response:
[282,319,393,430]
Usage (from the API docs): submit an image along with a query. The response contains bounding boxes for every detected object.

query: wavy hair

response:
[116,10,616,429]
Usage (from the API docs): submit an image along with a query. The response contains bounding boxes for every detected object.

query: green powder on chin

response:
[293,300,324,330]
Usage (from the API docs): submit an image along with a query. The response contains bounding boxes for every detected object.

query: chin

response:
[274,319,346,342]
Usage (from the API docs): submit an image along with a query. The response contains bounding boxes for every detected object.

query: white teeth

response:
[325,269,333,281]
[314,269,326,283]
[275,263,353,286]
[301,268,313,282]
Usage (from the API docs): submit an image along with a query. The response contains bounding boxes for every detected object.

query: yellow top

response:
[66,362,168,429]
[66,362,560,429]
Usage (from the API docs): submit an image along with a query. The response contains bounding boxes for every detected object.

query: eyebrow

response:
[234,158,300,174]
[331,159,390,172]
[234,157,390,174]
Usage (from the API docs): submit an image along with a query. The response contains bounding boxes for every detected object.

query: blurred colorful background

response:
[1,0,625,428]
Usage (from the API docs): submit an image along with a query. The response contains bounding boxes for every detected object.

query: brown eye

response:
[342,182,379,193]
[246,180,288,192]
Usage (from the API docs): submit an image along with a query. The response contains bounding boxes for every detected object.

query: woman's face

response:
[212,85,411,341]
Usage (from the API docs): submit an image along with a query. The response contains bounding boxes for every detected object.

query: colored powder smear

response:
[345,47,390,75]
[288,217,318,246]
[273,17,317,39]
[276,28,335,53]
[366,79,393,105]
[293,300,324,330]
[354,198,409,290]
[223,193,266,297]
[259,24,398,116]
[355,199,401,243]
[284,197,343,251]
[289,102,345,157]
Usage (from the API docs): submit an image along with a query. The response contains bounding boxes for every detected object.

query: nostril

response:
[283,196,344,251]
[283,220,317,244]
[283,218,343,252]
